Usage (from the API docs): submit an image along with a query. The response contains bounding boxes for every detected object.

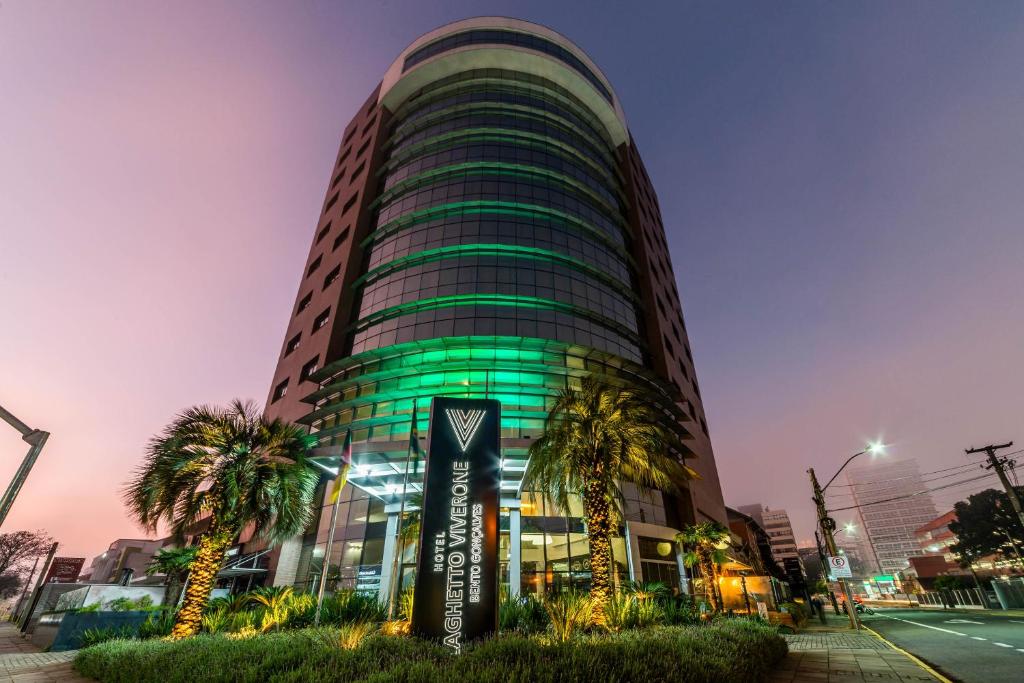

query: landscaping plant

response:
[123,400,320,638]
[524,375,694,619]
[677,522,730,612]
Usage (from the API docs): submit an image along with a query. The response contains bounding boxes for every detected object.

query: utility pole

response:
[808,467,860,630]
[966,442,1024,531]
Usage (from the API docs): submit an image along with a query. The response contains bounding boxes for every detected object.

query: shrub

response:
[663,597,703,626]
[74,620,787,683]
[781,601,809,627]
[380,619,410,636]
[201,608,230,635]
[79,626,135,648]
[338,621,375,649]
[544,591,594,641]
[138,608,176,639]
[499,593,548,634]
[602,593,636,632]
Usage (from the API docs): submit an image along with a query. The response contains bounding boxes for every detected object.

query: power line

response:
[827,472,997,513]
[824,465,998,498]
[823,461,980,489]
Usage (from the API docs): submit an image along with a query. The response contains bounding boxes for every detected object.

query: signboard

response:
[827,555,852,578]
[44,557,85,584]
[756,601,769,620]
[411,398,500,654]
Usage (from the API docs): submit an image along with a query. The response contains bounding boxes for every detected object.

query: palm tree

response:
[523,375,693,618]
[146,546,198,608]
[124,400,320,639]
[677,522,730,612]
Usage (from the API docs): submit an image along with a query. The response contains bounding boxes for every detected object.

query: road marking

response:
[877,614,966,636]
[971,636,987,641]
[1016,649,1024,653]
[944,619,984,624]
[994,642,1012,647]
[1010,620,1024,625]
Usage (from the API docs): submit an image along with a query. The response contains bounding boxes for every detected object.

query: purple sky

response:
[2,1,1023,559]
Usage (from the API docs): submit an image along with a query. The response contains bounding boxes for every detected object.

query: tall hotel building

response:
[259,18,727,598]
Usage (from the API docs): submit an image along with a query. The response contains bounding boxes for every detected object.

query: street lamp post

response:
[807,442,885,631]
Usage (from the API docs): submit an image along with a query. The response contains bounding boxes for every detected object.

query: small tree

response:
[0,530,53,578]
[678,522,730,612]
[524,375,693,620]
[124,400,319,638]
[146,546,199,607]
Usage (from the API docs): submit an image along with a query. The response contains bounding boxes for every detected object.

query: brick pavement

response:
[0,624,90,683]
[771,615,942,682]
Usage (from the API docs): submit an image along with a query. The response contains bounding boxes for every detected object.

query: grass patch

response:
[74,619,786,682]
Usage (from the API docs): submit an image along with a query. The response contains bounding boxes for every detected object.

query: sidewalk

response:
[771,613,942,682]
[0,623,88,682]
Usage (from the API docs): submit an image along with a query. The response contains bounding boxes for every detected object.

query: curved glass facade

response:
[295,55,691,597]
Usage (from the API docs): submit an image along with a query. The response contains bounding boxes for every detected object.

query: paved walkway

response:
[0,624,89,682]
[771,614,943,682]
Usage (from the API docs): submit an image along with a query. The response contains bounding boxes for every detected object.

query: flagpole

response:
[315,429,351,626]
[387,400,417,620]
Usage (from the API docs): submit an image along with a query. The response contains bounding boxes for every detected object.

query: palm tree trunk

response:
[170,528,232,639]
[699,550,722,612]
[582,482,613,621]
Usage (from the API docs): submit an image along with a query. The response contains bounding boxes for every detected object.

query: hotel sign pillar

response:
[411,397,500,654]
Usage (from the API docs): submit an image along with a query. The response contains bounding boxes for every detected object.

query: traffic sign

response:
[827,555,852,578]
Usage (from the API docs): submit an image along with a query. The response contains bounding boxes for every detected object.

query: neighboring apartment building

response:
[84,538,168,585]
[259,17,729,600]
[737,505,799,565]
[916,510,958,563]
[845,458,939,575]
[735,505,805,593]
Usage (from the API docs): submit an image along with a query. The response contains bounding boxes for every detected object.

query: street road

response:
[861,607,1024,683]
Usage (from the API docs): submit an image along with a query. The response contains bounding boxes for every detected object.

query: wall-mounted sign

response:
[411,397,500,654]
[44,557,85,584]
[827,555,852,578]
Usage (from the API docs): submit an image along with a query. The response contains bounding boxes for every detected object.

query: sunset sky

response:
[2,0,1023,560]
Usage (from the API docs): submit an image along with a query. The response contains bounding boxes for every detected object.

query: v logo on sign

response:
[446,409,485,452]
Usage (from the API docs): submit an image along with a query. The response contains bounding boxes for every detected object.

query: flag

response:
[328,429,352,505]
[409,401,423,475]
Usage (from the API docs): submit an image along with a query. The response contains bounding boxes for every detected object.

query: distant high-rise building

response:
[844,458,939,575]
[737,504,799,566]
[258,17,728,599]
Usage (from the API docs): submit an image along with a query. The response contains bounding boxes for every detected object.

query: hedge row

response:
[74,619,786,683]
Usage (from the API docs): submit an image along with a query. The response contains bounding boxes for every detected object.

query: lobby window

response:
[315,222,331,245]
[323,265,340,289]
[285,333,301,356]
[272,379,289,403]
[312,308,330,333]
[332,227,350,252]
[296,292,312,315]
[307,255,322,278]
[300,356,319,382]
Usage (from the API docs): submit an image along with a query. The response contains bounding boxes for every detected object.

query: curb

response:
[861,624,954,683]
